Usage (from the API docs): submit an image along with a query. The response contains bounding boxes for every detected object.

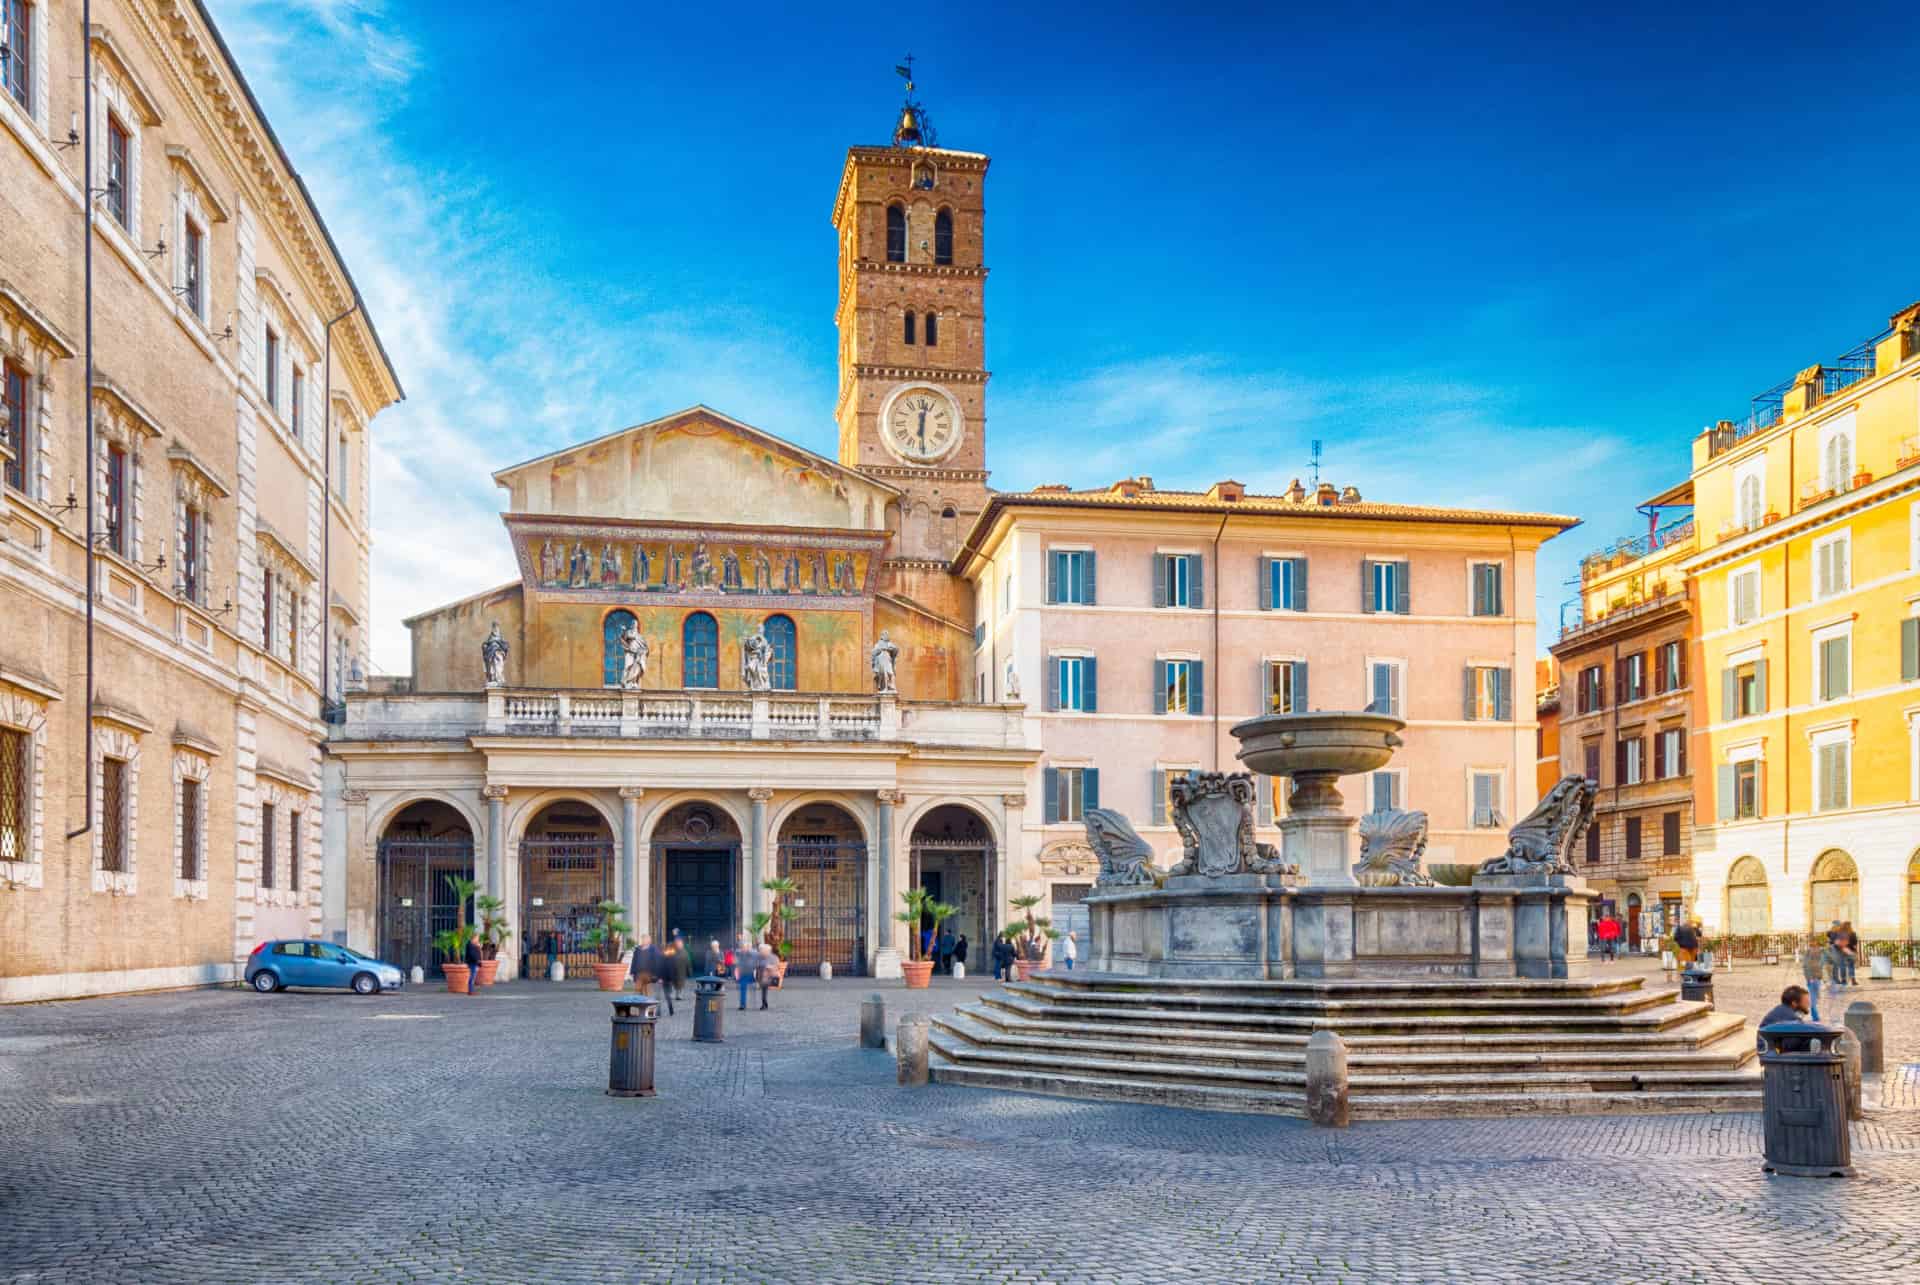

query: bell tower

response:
[832,75,990,562]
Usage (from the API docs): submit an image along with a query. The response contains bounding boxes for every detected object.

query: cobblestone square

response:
[3,964,1918,1284]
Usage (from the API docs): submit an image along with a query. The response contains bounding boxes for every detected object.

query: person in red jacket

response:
[1595,913,1622,963]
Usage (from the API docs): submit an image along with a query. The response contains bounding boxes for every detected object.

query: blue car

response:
[245,939,405,995]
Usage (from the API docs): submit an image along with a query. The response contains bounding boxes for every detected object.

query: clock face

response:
[885,387,961,462]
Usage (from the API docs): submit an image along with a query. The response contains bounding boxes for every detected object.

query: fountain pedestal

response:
[1279,774,1361,889]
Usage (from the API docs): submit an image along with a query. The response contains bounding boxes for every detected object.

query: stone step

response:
[949,1006,1759,1074]
[927,1055,1762,1120]
[985,988,1714,1035]
[1023,971,1651,999]
[961,1001,1753,1057]
[928,1023,1759,1098]
[1001,979,1678,1017]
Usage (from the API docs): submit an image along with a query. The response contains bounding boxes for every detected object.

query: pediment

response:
[493,406,898,532]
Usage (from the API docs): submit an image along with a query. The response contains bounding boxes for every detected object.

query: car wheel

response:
[351,972,379,996]
[251,971,280,993]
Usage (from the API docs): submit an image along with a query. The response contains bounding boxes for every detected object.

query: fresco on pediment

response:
[528,535,870,599]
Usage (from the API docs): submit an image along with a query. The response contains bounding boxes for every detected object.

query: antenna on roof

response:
[1309,439,1323,488]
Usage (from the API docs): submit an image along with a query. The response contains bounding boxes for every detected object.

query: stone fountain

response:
[1080,709,1598,980]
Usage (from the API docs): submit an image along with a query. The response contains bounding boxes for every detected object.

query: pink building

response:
[954,476,1577,936]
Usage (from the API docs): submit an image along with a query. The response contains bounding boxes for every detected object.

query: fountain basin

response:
[1230,710,1405,781]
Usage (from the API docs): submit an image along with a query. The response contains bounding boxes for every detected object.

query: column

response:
[999,792,1025,944]
[748,787,773,921]
[873,790,903,979]
[481,784,512,980]
[620,787,645,936]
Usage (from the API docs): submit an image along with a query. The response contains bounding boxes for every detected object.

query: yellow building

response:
[1689,302,1920,941]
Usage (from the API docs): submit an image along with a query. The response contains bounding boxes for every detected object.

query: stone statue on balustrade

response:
[481,623,510,688]
[1165,772,1296,878]
[741,625,772,692]
[1084,809,1166,889]
[1004,659,1021,701]
[869,631,900,694]
[618,623,648,690]
[1354,808,1435,887]
[1476,776,1596,881]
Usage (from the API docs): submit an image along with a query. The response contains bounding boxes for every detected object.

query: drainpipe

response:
[1211,514,1227,770]
[67,0,96,842]
[318,302,357,715]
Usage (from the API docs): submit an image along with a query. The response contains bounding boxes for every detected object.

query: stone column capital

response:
[340,788,370,806]
[1001,793,1027,809]
[618,785,647,801]
[747,786,775,803]
[876,789,906,807]
[480,784,510,802]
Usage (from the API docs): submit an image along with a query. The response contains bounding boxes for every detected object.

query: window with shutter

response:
[1471,772,1500,827]
[1084,768,1100,811]
[1083,657,1098,712]
[1816,741,1850,811]
[1470,562,1502,616]
[1662,811,1680,855]
[1043,767,1060,823]
[1625,817,1642,861]
[1585,822,1601,864]
[1151,769,1167,825]
[1819,634,1850,702]
[1903,617,1920,683]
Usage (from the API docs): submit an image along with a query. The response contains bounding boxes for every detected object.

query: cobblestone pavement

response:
[3,972,1918,1284]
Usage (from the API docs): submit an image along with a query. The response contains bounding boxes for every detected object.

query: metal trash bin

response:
[1758,1020,1853,1178]
[692,975,725,1043]
[608,996,659,1098]
[1680,966,1714,1009]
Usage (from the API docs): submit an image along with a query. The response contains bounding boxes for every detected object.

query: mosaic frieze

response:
[509,522,886,606]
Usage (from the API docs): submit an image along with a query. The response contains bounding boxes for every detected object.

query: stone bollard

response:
[860,993,887,1049]
[409,965,425,986]
[897,1014,930,1087]
[1836,1028,1864,1122]
[1305,1030,1350,1128]
[1843,1001,1884,1074]
[953,961,966,980]
[820,961,833,983]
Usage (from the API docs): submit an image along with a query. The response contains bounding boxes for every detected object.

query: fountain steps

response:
[928,973,1761,1119]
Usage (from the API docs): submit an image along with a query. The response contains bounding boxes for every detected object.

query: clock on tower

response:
[831,93,990,562]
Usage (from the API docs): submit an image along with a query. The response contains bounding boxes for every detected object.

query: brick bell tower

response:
[832,74,990,563]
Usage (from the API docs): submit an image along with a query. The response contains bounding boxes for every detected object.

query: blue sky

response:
[206,0,1920,673]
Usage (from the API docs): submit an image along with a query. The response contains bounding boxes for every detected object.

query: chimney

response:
[1315,482,1339,506]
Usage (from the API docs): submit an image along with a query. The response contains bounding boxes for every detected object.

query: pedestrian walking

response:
[954,934,969,972]
[1800,938,1831,1021]
[757,943,783,1011]
[1837,921,1860,986]
[631,933,672,1015]
[1595,914,1621,962]
[937,927,956,975]
[1672,918,1700,968]
[669,930,693,999]
[990,935,1010,981]
[1757,984,1813,1053]
[462,933,483,997]
[1063,931,1078,971]
[734,938,758,1011]
[706,938,726,978]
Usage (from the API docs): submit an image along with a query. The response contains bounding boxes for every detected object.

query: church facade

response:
[325,104,1571,979]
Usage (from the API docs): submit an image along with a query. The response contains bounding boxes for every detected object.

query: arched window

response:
[764,615,797,691]
[903,310,916,344]
[934,209,954,264]
[602,610,636,687]
[1737,473,1762,528]
[886,205,906,262]
[1727,856,1771,934]
[924,312,938,346]
[682,612,718,689]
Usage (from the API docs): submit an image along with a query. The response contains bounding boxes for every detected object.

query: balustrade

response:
[482,688,902,741]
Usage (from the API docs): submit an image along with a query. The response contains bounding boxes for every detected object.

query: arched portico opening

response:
[909,804,997,971]
[1625,892,1643,950]
[377,800,475,976]
[1808,849,1859,933]
[1726,857,1770,936]
[777,801,867,976]
[649,801,742,960]
[1907,850,1920,941]
[520,800,616,978]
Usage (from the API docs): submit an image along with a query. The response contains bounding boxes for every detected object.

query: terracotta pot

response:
[592,962,629,991]
[1852,471,1873,488]
[476,958,500,987]
[901,960,935,989]
[442,963,472,994]
[1013,959,1040,981]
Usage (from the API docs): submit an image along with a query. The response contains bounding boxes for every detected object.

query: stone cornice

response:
[166,441,234,499]
[0,281,78,358]
[833,145,990,227]
[847,364,990,384]
[163,144,231,222]
[89,25,167,125]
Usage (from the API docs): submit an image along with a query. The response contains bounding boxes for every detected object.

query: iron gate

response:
[779,841,867,976]
[519,837,615,978]
[376,839,475,975]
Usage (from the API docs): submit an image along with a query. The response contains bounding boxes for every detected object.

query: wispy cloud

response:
[207,1,820,671]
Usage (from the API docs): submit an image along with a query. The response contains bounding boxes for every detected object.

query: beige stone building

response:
[0,1,401,1000]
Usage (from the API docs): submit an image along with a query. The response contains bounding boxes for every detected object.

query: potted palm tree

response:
[1007,895,1060,980]
[749,875,799,978]
[432,924,476,993]
[474,893,509,986]
[893,888,951,988]
[582,899,634,991]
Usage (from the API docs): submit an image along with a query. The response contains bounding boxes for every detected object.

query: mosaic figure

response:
[666,544,684,590]
[570,541,592,587]
[721,549,743,591]
[631,544,651,590]
[691,541,715,590]
[599,544,619,586]
[752,549,772,593]
[783,551,801,592]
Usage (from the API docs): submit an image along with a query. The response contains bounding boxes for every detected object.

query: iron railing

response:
[777,841,867,976]
[1579,515,1695,578]
[1708,330,1895,458]
[376,838,476,975]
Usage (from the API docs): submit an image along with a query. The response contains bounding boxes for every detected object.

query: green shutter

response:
[1191,555,1205,609]
[1463,667,1477,721]
[1754,658,1768,714]
[1190,660,1205,715]
[1396,561,1411,614]
[1045,552,1058,604]
[1083,656,1098,712]
[1361,560,1374,613]
[1085,552,1097,605]
[1296,661,1309,712]
[1045,656,1060,711]
[1903,617,1919,682]
[1293,557,1309,612]
[1259,558,1273,611]
[1152,554,1167,608]
[1722,667,1737,721]
[1151,769,1166,825]
[1153,660,1167,714]
[1084,768,1100,811]
[1496,667,1513,722]
[1043,768,1060,824]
